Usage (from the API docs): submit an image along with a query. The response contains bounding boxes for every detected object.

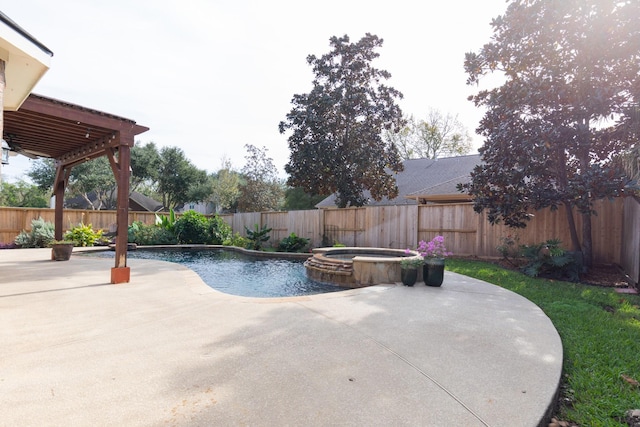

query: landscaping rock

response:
[626,409,640,427]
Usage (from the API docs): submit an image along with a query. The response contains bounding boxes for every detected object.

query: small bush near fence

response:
[278,232,310,253]
[14,217,54,248]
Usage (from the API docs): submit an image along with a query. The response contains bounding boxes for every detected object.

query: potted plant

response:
[50,240,75,261]
[415,236,452,287]
[399,255,423,286]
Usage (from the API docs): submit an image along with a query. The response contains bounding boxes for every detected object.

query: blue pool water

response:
[91,248,344,298]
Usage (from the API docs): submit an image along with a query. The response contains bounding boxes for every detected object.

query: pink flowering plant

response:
[416,235,452,259]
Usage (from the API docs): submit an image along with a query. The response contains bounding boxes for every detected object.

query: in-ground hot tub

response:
[304,247,421,288]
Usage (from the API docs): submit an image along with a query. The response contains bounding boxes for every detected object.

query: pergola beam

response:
[5,93,148,284]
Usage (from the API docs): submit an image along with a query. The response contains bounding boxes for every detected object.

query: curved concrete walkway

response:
[0,248,562,426]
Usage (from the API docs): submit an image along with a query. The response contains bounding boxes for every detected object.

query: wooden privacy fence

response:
[226,198,626,266]
[0,207,158,243]
[1,198,635,282]
[621,197,640,285]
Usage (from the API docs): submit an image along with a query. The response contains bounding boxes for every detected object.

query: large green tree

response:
[459,0,640,267]
[130,141,161,195]
[157,146,209,210]
[208,157,241,213]
[28,157,116,209]
[279,33,405,208]
[237,144,284,212]
[283,187,327,211]
[0,180,49,207]
[27,143,209,211]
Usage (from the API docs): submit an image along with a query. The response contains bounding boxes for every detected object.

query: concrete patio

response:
[0,248,562,426]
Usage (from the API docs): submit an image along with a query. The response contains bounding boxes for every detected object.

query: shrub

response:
[14,217,55,248]
[155,209,176,233]
[245,224,272,251]
[128,221,177,245]
[64,222,104,247]
[207,215,232,245]
[223,232,251,248]
[520,238,582,281]
[497,234,521,259]
[278,232,309,253]
[174,210,209,244]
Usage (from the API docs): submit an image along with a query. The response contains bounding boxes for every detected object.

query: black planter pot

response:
[423,258,445,287]
[401,268,418,286]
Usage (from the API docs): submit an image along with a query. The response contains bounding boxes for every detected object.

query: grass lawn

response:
[446,258,640,427]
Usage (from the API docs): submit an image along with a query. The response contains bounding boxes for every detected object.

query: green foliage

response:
[27,158,56,191]
[460,0,640,266]
[244,223,272,250]
[520,239,582,281]
[14,217,55,248]
[279,33,405,208]
[209,157,241,213]
[222,232,250,248]
[64,223,104,247]
[155,209,176,233]
[174,210,210,244]
[128,221,177,245]
[28,157,117,210]
[237,145,284,212]
[207,214,232,245]
[277,232,309,253]
[283,187,327,211]
[400,257,424,269]
[130,141,161,194]
[446,259,640,426]
[496,234,521,259]
[0,180,49,207]
[157,146,209,210]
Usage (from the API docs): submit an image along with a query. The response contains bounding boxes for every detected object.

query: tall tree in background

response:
[283,187,328,211]
[279,33,405,208]
[237,144,283,212]
[156,146,209,210]
[0,180,49,207]
[28,157,116,210]
[209,157,241,213]
[384,110,473,160]
[130,141,161,195]
[414,109,473,159]
[459,0,640,267]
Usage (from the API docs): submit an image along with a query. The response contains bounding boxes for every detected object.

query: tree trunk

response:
[556,145,582,253]
[577,116,593,268]
[563,201,581,253]
[581,211,593,268]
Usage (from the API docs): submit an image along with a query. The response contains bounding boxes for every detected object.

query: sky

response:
[1,0,509,183]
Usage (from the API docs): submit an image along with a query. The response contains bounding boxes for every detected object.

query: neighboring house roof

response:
[315,154,481,208]
[129,192,165,212]
[65,190,164,212]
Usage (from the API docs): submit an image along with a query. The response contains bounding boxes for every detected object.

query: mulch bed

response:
[487,257,636,291]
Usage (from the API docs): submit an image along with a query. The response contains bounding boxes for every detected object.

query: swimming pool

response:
[90,248,344,298]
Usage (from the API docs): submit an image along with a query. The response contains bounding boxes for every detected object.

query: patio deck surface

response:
[0,248,562,426]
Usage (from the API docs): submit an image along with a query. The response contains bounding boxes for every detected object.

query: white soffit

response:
[0,19,52,111]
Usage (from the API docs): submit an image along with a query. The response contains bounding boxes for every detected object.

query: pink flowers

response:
[415,235,452,259]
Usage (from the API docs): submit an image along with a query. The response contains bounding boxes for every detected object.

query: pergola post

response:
[52,162,70,241]
[5,94,147,282]
[110,132,133,284]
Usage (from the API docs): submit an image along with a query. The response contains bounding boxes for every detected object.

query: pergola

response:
[4,93,149,283]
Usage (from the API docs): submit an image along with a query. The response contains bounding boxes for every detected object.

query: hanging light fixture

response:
[1,139,10,165]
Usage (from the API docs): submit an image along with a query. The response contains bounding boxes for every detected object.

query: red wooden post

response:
[111,134,132,284]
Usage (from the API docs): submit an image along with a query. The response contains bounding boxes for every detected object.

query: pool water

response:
[91,248,344,298]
